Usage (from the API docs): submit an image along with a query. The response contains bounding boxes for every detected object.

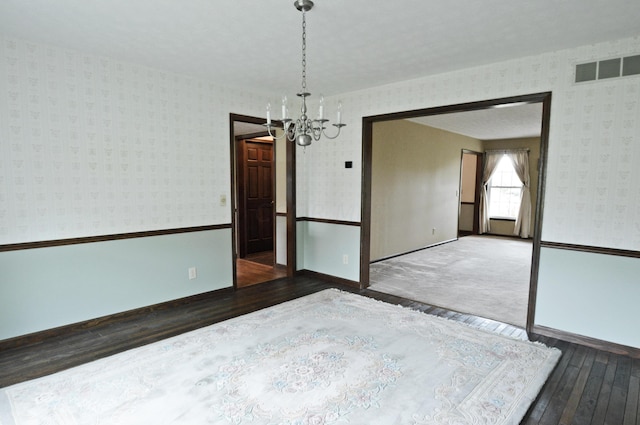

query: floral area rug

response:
[0,289,560,424]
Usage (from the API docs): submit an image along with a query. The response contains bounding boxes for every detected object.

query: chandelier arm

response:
[283,120,295,142]
[262,123,290,141]
[320,124,346,140]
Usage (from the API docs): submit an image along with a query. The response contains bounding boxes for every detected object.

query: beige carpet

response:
[0,289,559,424]
[370,235,532,327]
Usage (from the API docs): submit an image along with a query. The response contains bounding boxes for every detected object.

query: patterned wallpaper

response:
[2,34,639,251]
[306,36,640,251]
[0,36,269,244]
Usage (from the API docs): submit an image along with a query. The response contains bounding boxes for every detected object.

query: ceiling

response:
[233,102,543,139]
[233,121,269,138]
[408,102,543,140]
[1,1,638,138]
[1,0,639,97]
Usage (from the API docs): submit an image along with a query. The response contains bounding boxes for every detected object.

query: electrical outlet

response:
[188,267,197,280]
[343,255,348,265]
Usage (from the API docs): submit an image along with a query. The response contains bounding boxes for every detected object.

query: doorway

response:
[230,114,295,288]
[361,92,552,332]
[237,138,275,258]
[458,150,482,236]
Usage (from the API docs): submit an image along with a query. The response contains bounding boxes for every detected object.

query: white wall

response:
[297,221,360,282]
[300,36,640,347]
[306,36,640,252]
[275,132,287,265]
[0,36,273,244]
[2,32,640,347]
[0,36,271,339]
[0,229,232,340]
[537,247,640,348]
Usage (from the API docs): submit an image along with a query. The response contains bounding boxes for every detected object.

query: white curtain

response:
[478,152,502,234]
[506,150,532,238]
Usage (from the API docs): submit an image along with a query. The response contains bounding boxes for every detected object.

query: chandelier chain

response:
[301,11,307,92]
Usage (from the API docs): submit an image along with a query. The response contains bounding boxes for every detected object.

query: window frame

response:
[487,155,523,221]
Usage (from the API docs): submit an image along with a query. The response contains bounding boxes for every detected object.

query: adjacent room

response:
[1,1,639,424]
[368,103,543,328]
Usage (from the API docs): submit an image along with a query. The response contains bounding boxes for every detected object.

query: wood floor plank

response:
[630,358,640,425]
[523,339,574,424]
[572,354,608,425]
[559,346,596,425]
[609,355,633,425]
[633,358,640,378]
[236,258,286,287]
[539,345,586,424]
[591,353,619,425]
[624,375,640,425]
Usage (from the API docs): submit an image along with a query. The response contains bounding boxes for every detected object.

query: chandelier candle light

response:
[264,0,345,147]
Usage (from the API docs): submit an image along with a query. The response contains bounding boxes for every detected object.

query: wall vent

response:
[622,54,640,76]
[575,54,640,83]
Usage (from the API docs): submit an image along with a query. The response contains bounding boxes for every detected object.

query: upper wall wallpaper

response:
[2,34,639,251]
[303,36,640,251]
[0,36,269,244]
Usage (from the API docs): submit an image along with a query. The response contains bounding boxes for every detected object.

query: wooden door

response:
[238,139,274,257]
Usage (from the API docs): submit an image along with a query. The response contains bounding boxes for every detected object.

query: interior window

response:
[488,155,522,219]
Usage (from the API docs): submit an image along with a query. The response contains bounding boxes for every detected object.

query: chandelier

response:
[264,0,345,147]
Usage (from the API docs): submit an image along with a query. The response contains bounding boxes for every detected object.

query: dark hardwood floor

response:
[244,250,276,267]
[0,274,638,424]
[236,251,287,287]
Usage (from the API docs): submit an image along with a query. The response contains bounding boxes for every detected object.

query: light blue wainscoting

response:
[536,246,640,349]
[296,220,361,282]
[0,228,233,341]
[275,215,287,266]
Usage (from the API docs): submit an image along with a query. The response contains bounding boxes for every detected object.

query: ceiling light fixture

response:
[264,0,345,147]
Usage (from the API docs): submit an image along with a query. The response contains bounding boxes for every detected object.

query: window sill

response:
[489,217,516,222]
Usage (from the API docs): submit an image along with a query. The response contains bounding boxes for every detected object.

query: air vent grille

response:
[575,54,640,83]
[622,54,640,76]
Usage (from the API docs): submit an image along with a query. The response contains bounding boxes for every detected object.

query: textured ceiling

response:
[1,1,638,139]
[233,121,269,138]
[232,104,544,140]
[408,103,544,140]
[1,0,639,97]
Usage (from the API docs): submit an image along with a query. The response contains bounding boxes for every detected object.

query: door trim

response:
[229,114,297,288]
[458,149,483,236]
[359,92,552,335]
